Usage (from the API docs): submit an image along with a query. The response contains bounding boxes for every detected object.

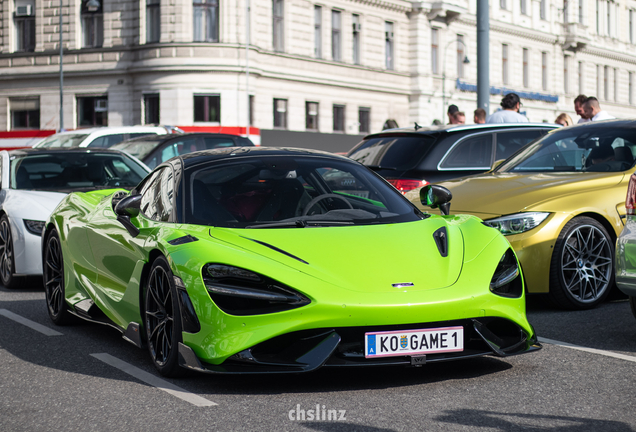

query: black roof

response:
[364,122,560,138]
[176,146,350,169]
[116,132,252,145]
[6,147,130,157]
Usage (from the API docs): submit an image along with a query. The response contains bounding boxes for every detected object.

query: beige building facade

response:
[0,0,634,149]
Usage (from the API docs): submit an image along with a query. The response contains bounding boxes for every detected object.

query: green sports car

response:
[43,147,540,376]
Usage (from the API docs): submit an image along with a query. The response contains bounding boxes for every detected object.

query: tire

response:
[43,229,74,325]
[630,296,636,321]
[144,256,184,377]
[549,216,614,310]
[0,215,24,289]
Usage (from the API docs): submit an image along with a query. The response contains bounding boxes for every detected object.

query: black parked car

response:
[347,123,559,193]
[112,133,254,169]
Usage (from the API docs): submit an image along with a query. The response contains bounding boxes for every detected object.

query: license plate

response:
[365,326,464,358]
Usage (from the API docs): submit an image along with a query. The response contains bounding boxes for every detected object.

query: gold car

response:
[410,120,634,310]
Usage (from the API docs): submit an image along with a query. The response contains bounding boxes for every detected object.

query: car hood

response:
[209,219,464,294]
[5,190,68,220]
[433,171,626,218]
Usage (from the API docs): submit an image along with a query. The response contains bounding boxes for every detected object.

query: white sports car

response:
[1,148,149,288]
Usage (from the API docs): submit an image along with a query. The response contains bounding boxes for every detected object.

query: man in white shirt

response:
[583,97,616,121]
[486,93,529,123]
[574,94,591,123]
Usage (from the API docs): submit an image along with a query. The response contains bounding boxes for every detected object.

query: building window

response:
[273,0,284,52]
[144,94,160,125]
[81,0,104,48]
[78,96,108,127]
[358,107,370,134]
[352,14,361,65]
[523,48,529,87]
[542,52,548,90]
[306,101,319,130]
[540,0,546,19]
[385,22,394,70]
[579,0,584,24]
[607,0,611,37]
[596,0,600,34]
[564,55,569,94]
[564,0,568,23]
[579,61,584,95]
[604,66,609,100]
[500,0,506,10]
[10,97,39,129]
[521,0,528,15]
[14,1,35,52]
[331,10,341,61]
[147,0,161,43]
[314,6,322,58]
[193,0,219,42]
[630,72,633,105]
[333,104,345,132]
[194,95,220,122]
[597,64,602,97]
[431,28,439,74]
[456,35,465,79]
[614,68,618,102]
[631,10,634,44]
[273,98,287,128]
[502,44,509,85]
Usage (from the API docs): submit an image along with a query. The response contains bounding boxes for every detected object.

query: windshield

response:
[347,135,435,170]
[184,156,424,228]
[12,153,149,191]
[36,134,89,148]
[497,126,636,173]
[113,139,162,159]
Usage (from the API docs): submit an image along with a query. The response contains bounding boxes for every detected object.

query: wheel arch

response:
[138,248,167,313]
[570,211,617,243]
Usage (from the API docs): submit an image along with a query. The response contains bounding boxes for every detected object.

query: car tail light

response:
[626,173,636,215]
[387,178,429,194]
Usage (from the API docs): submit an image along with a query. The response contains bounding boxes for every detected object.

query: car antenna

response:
[414,122,422,131]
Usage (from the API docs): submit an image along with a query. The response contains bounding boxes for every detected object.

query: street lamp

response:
[59,0,63,131]
[442,38,470,123]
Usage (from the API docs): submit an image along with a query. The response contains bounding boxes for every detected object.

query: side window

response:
[89,134,124,148]
[139,168,174,222]
[203,137,236,149]
[441,134,494,169]
[495,130,545,161]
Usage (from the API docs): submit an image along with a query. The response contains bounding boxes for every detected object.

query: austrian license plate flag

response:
[365,326,464,358]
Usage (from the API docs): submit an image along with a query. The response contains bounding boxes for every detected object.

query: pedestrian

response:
[554,113,573,127]
[574,94,590,123]
[473,108,486,124]
[486,93,529,123]
[583,97,616,121]
[447,104,459,124]
[451,111,466,124]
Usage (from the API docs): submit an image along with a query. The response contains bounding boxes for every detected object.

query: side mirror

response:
[420,185,452,216]
[115,194,141,218]
[115,195,141,237]
[491,159,505,171]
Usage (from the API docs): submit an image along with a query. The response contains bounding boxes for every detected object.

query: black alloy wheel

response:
[549,216,614,310]
[145,256,184,377]
[43,229,73,325]
[0,215,23,289]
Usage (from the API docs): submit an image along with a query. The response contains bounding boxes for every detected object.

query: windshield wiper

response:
[245,220,354,228]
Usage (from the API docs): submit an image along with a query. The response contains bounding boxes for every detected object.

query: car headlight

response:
[23,219,45,236]
[490,249,523,298]
[203,264,310,316]
[483,212,549,235]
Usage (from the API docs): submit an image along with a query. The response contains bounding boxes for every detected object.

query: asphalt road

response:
[1,279,635,432]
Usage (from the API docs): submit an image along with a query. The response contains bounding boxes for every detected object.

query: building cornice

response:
[345,0,413,13]
[457,16,559,44]
[581,46,636,65]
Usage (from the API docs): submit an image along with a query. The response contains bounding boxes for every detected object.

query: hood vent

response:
[433,227,448,257]
[241,236,309,265]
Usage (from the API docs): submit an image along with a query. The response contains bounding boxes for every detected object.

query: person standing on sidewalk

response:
[583,97,616,121]
[486,93,529,123]
[574,94,590,123]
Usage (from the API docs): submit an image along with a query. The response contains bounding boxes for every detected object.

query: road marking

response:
[0,309,63,336]
[539,337,636,364]
[90,353,217,407]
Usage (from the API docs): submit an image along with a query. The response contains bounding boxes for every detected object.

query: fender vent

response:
[433,227,448,257]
